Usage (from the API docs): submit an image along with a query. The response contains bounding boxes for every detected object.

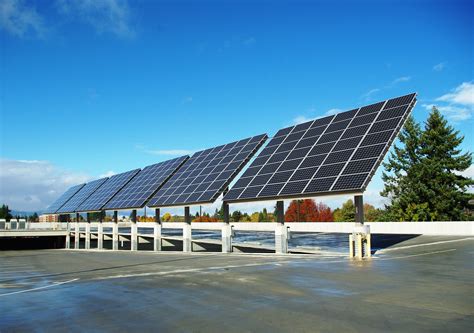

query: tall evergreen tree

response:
[381,109,472,221]
[418,107,473,220]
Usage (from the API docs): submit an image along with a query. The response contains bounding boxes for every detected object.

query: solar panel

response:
[103,156,189,210]
[147,134,268,207]
[224,93,417,202]
[56,177,109,213]
[76,169,140,212]
[44,183,85,214]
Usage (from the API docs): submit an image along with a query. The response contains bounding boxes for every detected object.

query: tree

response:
[0,204,12,220]
[418,107,473,220]
[28,212,39,222]
[285,199,333,222]
[250,212,260,222]
[162,212,172,222]
[231,210,242,222]
[381,109,473,221]
[333,200,355,222]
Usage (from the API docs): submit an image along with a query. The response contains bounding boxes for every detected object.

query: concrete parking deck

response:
[0,236,473,332]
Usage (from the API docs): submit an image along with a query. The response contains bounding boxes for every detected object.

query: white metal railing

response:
[2,220,472,236]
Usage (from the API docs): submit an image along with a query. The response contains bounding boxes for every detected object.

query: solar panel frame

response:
[147,134,267,207]
[103,156,189,210]
[224,93,417,203]
[56,177,109,214]
[44,183,85,214]
[76,169,141,212]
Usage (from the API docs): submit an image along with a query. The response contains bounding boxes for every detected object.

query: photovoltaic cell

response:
[56,178,109,213]
[147,134,267,207]
[223,93,417,202]
[45,183,85,214]
[76,169,140,212]
[103,156,188,210]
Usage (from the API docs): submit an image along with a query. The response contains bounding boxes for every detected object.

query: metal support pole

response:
[85,212,91,249]
[276,200,284,223]
[183,206,192,252]
[131,209,138,251]
[113,211,119,251]
[275,201,288,253]
[98,211,104,250]
[154,208,161,251]
[354,195,364,224]
[222,202,232,253]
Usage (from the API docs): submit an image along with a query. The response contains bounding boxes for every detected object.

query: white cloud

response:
[136,144,197,157]
[292,115,312,125]
[391,76,411,85]
[181,96,193,104]
[362,76,411,101]
[436,82,474,106]
[56,0,134,38]
[423,82,474,122]
[433,62,446,72]
[243,37,256,46]
[362,88,381,101]
[99,170,116,178]
[0,0,45,37]
[455,164,474,178]
[0,159,91,211]
[422,104,472,122]
[324,108,343,116]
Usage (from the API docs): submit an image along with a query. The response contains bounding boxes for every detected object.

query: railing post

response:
[222,202,232,253]
[113,211,119,251]
[154,208,162,251]
[75,213,80,249]
[275,200,288,254]
[131,209,138,251]
[183,206,192,252]
[85,213,91,249]
[65,221,71,249]
[98,211,104,250]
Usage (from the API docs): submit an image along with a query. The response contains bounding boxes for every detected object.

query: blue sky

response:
[1,0,473,213]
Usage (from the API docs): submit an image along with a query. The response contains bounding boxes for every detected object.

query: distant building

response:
[39,214,59,222]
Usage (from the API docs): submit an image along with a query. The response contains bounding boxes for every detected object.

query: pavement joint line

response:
[0,278,79,297]
[377,237,473,253]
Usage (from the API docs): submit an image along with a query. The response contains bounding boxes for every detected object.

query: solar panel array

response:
[224,93,416,202]
[104,156,189,210]
[45,183,85,214]
[148,134,268,207]
[76,169,141,212]
[56,177,109,214]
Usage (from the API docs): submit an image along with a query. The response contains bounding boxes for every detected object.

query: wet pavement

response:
[0,236,473,332]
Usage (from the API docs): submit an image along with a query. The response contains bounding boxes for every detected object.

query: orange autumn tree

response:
[284,199,334,222]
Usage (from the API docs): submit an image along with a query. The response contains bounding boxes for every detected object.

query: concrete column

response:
[65,222,71,249]
[154,208,161,251]
[183,207,192,252]
[75,221,80,249]
[275,223,288,254]
[113,222,119,251]
[349,234,354,258]
[85,213,91,250]
[98,211,104,250]
[356,233,363,259]
[222,202,232,253]
[131,209,138,251]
